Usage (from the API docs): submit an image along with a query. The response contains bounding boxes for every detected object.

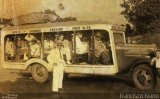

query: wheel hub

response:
[137,70,152,86]
[36,67,44,77]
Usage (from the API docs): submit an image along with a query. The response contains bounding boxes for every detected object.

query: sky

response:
[0,0,127,24]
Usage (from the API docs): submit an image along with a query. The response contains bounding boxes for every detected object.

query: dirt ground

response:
[0,68,159,99]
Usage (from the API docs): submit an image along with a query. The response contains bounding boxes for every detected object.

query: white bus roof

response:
[1,21,125,33]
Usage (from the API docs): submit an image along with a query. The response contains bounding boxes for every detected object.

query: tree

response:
[121,0,160,34]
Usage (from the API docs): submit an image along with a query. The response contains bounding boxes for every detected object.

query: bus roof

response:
[2,21,125,32]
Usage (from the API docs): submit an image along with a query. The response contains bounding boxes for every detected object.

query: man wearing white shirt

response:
[47,42,65,93]
[75,32,87,54]
[151,50,160,77]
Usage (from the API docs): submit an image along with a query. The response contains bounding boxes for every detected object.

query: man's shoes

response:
[58,88,64,93]
[52,90,64,94]
[59,90,64,94]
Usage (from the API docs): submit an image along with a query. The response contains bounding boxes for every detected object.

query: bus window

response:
[73,30,92,64]
[113,33,125,45]
[43,31,73,64]
[24,33,42,59]
[93,30,113,65]
[4,33,42,62]
[44,32,57,56]
[4,35,16,61]
[72,30,113,65]
[58,31,73,64]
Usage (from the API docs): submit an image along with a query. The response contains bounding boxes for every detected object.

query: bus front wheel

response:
[132,64,155,90]
[31,64,48,83]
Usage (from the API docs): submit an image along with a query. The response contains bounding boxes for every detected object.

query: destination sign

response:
[50,27,63,32]
[72,26,91,30]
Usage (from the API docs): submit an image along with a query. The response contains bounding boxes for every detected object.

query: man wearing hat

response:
[47,41,65,93]
[94,32,110,64]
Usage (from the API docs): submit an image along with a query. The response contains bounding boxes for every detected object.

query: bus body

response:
[1,21,158,90]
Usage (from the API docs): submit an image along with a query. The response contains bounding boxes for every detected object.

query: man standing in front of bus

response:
[47,41,65,93]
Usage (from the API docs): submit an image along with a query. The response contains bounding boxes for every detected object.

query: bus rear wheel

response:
[31,64,48,83]
[132,64,155,90]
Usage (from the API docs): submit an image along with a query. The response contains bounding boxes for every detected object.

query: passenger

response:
[5,38,15,61]
[94,32,110,65]
[16,36,28,61]
[56,34,71,64]
[25,33,39,45]
[82,37,89,54]
[75,32,87,54]
[25,33,40,59]
[30,40,41,57]
[44,36,54,53]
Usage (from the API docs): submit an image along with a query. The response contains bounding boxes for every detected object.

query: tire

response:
[132,64,155,90]
[31,64,48,83]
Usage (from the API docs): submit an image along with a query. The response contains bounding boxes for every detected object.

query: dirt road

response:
[0,70,159,99]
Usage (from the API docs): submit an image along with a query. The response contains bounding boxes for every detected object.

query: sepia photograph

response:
[0,0,160,99]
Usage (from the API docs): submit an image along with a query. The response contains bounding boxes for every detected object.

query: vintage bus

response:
[1,21,158,90]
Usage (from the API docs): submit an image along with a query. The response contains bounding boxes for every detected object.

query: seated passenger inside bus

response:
[72,31,90,64]
[25,33,39,45]
[82,37,89,54]
[44,35,55,53]
[30,40,41,58]
[74,32,88,54]
[16,36,28,61]
[5,37,15,61]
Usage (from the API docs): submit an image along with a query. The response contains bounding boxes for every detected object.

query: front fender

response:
[130,59,151,72]
[25,58,52,72]
[118,58,152,74]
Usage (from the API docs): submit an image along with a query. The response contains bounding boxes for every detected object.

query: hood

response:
[116,44,157,57]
